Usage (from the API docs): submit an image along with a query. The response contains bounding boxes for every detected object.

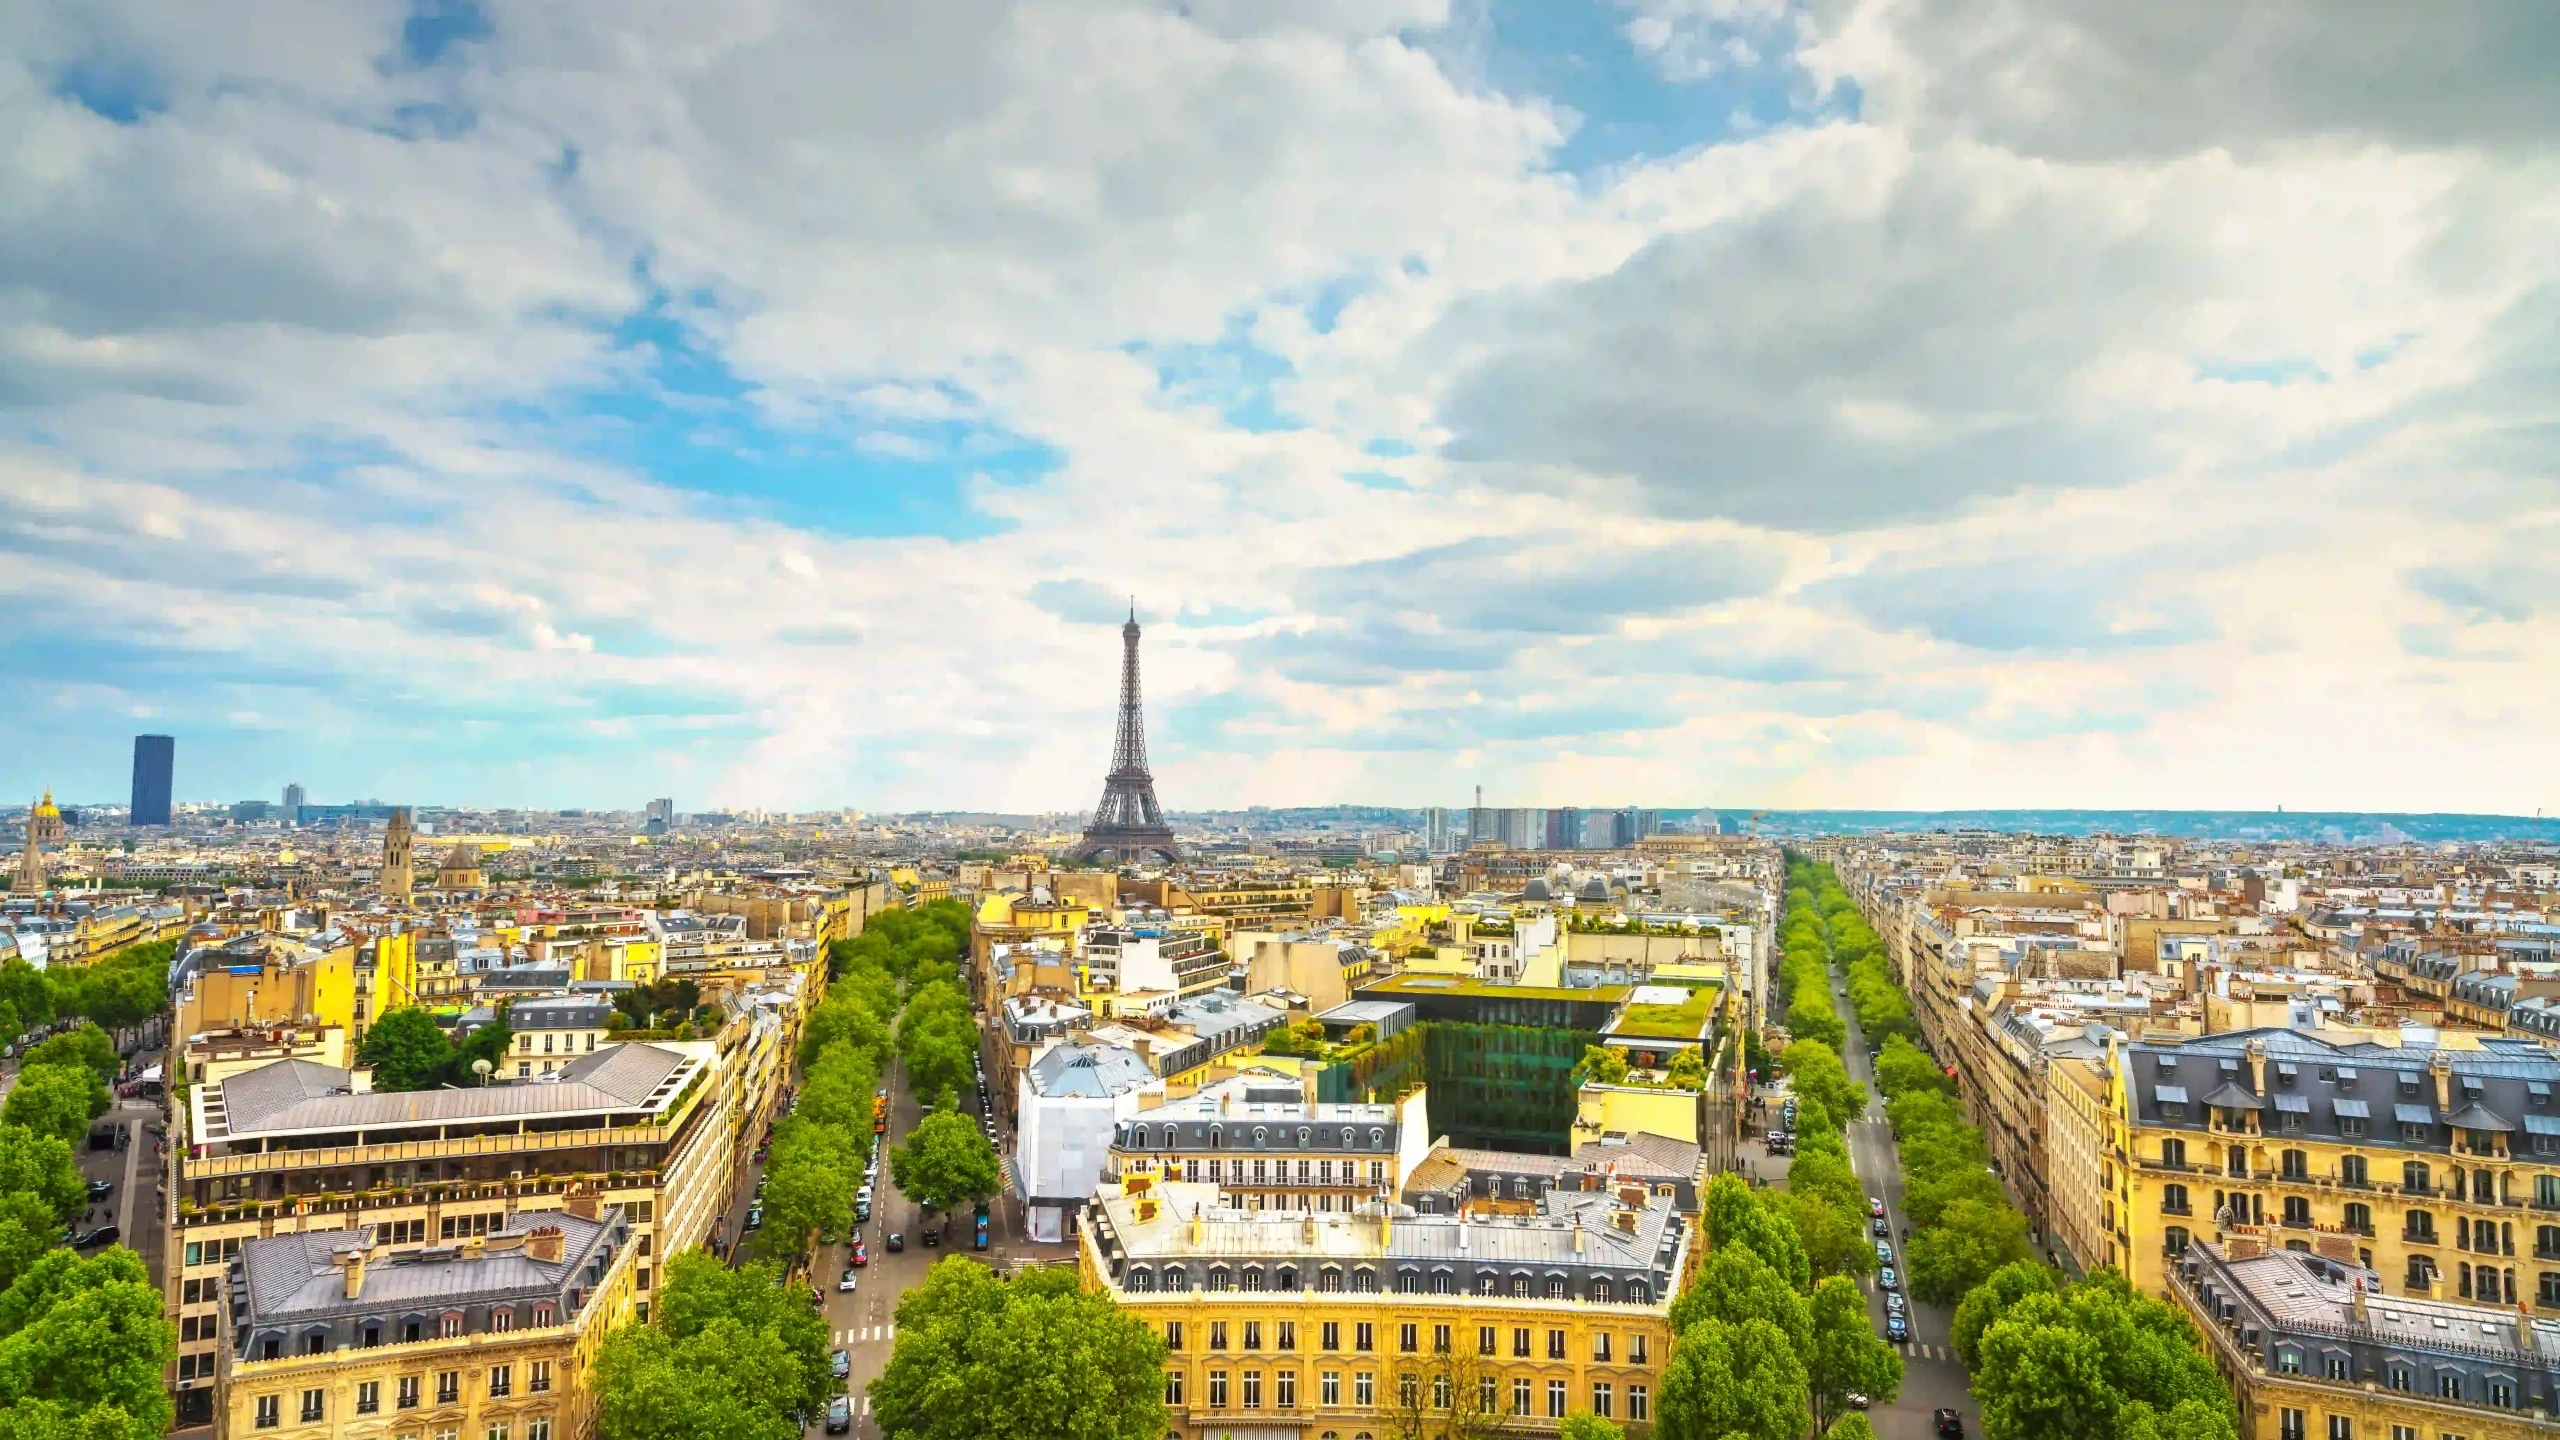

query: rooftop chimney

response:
[564,1186,601,1222]
[523,1226,566,1264]
[333,1245,369,1299]
[2350,1276,2369,1325]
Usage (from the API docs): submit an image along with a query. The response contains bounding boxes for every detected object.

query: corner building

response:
[217,1198,638,1440]
[1081,1178,1688,1440]
[2118,1029,2560,1309]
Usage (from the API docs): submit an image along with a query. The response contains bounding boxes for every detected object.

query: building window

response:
[1356,1324,1374,1353]
[1630,1334,1649,1365]
[301,1390,326,1423]
[438,1372,460,1405]
[2489,1381,2514,1409]
[530,1361,551,1394]
[1355,1372,1374,1407]
[1280,1322,1297,1351]
[1592,1384,1614,1418]
[2277,1348,2303,1375]
[1594,1334,1613,1363]
[439,1314,464,1339]
[1246,1322,1263,1351]
[1212,1322,1229,1351]
[1548,1381,1568,1419]
[1432,1375,1451,1410]
[359,1382,382,1415]
[1209,1371,1230,1409]
[529,1422,552,1440]
[1165,1372,1184,1406]
[2162,1184,2189,1216]
[1244,1372,1263,1409]
[2279,1409,2304,1440]
[1319,1323,1336,1351]
[2284,1196,2313,1227]
[1168,1322,1187,1350]
[2407,1212,2437,1244]
[1478,1326,1496,1356]
[2438,1373,2462,1400]
[255,1397,280,1430]
[2346,1203,2373,1236]
[1513,1328,1530,1358]
[1398,1374,1419,1409]
[1432,1325,1450,1355]
[1322,1372,1340,1407]
[399,1377,421,1410]
[1548,1330,1567,1360]
[1629,1386,1649,1422]
[1400,1324,1418,1354]
[2329,1418,2352,1440]
[489,1365,512,1398]
[1278,1372,1297,1409]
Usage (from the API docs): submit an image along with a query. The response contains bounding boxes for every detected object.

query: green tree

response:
[595,1316,818,1440]
[0,1247,174,1437]
[869,1258,1166,1440]
[1786,1185,1877,1282]
[1558,1412,1625,1440]
[1702,1175,1810,1291]
[0,1194,65,1298]
[452,1010,515,1085]
[1,1067,102,1146]
[1576,1045,1630,1086]
[1972,1300,2115,1440]
[19,1028,116,1085]
[2116,1399,2240,1440]
[889,1106,1001,1219]
[1780,1041,1865,1132]
[0,1127,83,1222]
[1664,1047,1710,1089]
[1907,1197,2033,1305]
[1969,1273,2237,1440]
[356,1008,454,1092]
[1873,1036,1951,1100]
[1825,1415,1878,1440]
[1951,1260,2058,1368]
[0,963,52,1038]
[1671,1244,1810,1352]
[1655,1315,1810,1440]
[1805,1275,1902,1434]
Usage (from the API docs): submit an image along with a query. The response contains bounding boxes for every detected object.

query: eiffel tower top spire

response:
[1074,607,1180,866]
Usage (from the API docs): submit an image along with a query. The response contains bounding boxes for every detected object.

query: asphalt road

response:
[1832,973,1981,1440]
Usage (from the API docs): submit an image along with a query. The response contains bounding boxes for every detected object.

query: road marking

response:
[860,1397,871,1416]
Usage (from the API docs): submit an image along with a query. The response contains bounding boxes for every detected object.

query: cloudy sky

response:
[4,0,2555,814]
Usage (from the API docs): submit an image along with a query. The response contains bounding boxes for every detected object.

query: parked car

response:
[1878,1265,1900,1292]
[839,1268,859,1293]
[71,1225,120,1249]
[1935,1409,1965,1438]
[87,1180,113,1202]
[886,1232,905,1253]
[1886,1313,1910,1343]
[1885,1292,1906,1315]
[1875,1241,1895,1265]
[826,1397,853,1435]
[830,1349,852,1380]
[745,1206,763,1230]
[1871,1216,1889,1237]
[921,1226,940,1247]
[852,1238,868,1267]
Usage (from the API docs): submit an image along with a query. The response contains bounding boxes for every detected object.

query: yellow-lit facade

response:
[1081,1179,1685,1440]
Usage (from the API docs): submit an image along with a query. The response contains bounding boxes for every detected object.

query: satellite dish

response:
[471,1058,494,1086]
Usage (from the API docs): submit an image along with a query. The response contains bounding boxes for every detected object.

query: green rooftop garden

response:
[1607,985,1720,1039]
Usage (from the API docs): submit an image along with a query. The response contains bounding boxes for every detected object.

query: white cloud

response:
[0,0,2554,814]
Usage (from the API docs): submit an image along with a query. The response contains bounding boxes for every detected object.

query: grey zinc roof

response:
[1028,1042,1153,1098]
[209,1043,697,1140]
[240,1210,622,1324]
[2126,1027,2560,1155]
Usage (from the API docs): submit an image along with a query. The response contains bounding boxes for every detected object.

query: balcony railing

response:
[185,1122,676,1178]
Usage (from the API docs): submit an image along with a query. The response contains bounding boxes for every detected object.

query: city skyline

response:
[7,4,2555,815]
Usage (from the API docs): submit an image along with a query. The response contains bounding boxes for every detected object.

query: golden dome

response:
[31,790,57,819]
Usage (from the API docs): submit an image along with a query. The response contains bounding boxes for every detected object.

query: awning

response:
[2394,1103,2435,1126]
[2335,1067,2358,1085]
[2272,1093,2311,1114]
[2332,1098,2371,1119]
[2521,1114,2560,1136]
[2153,1085,2190,1106]
[2276,1062,2299,1078]
[2530,1082,2552,1099]
[2445,1103,2514,1133]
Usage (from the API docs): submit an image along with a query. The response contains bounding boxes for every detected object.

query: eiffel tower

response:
[1073,606,1181,865]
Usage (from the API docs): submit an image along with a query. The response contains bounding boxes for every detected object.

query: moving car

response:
[1935,1409,1965,1438]
[70,1225,120,1249]
[1875,1241,1895,1265]
[745,1206,763,1230]
[1878,1265,1900,1292]
[1868,1197,1885,1219]
[830,1349,852,1380]
[1872,1216,1890,1237]
[1886,1313,1910,1343]
[1885,1292,1906,1315]
[921,1226,940,1247]
[826,1396,854,1435]
[886,1232,905,1253]
[87,1180,113,1202]
[852,1238,868,1266]
[839,1268,859,1293]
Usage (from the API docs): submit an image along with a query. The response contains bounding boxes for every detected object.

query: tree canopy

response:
[889,1105,1001,1218]
[595,1254,834,1440]
[355,1007,512,1091]
[870,1259,1166,1440]
[0,1068,102,1148]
